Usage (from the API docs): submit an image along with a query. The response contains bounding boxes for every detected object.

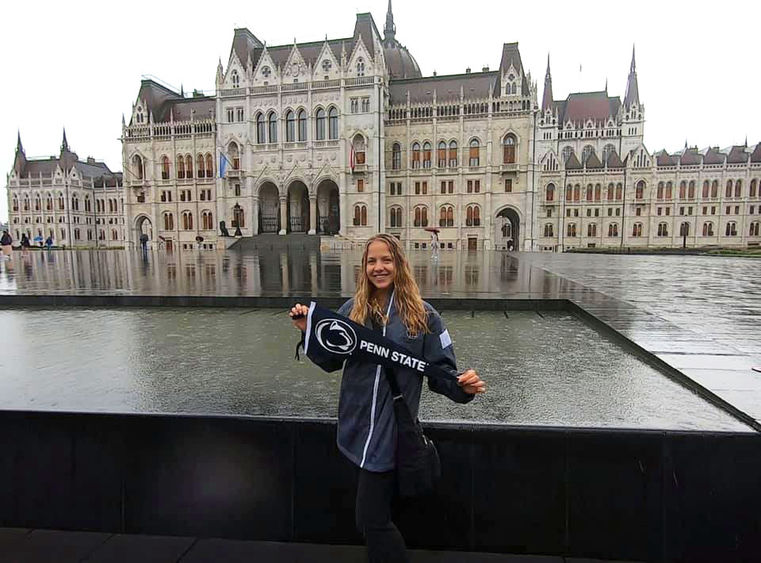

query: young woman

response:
[290,233,484,562]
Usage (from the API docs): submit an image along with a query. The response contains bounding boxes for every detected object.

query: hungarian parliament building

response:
[7,4,761,251]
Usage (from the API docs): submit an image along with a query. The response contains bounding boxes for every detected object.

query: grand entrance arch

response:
[258,182,280,233]
[135,215,153,248]
[316,179,340,235]
[494,207,520,250]
[287,181,309,233]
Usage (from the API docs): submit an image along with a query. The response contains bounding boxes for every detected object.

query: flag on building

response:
[219,152,231,178]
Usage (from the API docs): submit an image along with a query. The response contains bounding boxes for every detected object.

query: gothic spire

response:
[542,54,553,112]
[384,0,396,42]
[13,131,26,176]
[16,130,24,154]
[624,44,640,108]
[61,128,69,152]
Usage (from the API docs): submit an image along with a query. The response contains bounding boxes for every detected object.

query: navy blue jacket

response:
[306,297,473,472]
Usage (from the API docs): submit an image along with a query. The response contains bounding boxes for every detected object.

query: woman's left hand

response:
[457,369,486,395]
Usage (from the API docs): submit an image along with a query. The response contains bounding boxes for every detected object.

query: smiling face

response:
[365,239,396,292]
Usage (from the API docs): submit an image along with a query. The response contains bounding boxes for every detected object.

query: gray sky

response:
[1,0,759,222]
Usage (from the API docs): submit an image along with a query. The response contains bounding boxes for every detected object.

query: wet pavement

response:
[0,247,759,429]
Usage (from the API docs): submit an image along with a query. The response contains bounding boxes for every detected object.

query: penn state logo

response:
[315,319,357,355]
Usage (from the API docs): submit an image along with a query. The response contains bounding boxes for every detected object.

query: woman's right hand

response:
[289,303,309,332]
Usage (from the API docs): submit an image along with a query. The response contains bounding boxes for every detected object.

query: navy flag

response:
[300,302,454,383]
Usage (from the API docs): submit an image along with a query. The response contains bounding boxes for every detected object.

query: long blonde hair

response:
[350,234,428,336]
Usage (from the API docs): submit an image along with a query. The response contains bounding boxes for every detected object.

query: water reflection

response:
[0,248,574,300]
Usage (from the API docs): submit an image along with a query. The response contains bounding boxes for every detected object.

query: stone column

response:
[309,195,317,235]
[252,197,260,235]
[279,194,287,235]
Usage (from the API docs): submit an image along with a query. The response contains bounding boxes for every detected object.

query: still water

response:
[0,308,748,431]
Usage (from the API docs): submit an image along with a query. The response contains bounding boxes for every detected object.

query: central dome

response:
[381,1,421,80]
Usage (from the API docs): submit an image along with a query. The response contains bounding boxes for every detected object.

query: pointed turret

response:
[384,0,396,43]
[542,54,553,112]
[16,131,24,154]
[624,45,640,108]
[61,128,69,153]
[13,130,26,176]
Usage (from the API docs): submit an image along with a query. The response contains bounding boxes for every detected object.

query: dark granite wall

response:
[0,411,758,561]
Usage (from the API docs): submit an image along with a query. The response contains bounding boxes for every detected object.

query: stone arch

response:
[494,205,521,251]
[287,180,310,233]
[316,178,340,235]
[134,214,153,246]
[258,181,280,233]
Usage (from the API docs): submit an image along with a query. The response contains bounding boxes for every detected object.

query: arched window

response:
[356,58,365,77]
[285,110,295,142]
[544,223,554,237]
[546,183,555,202]
[665,181,673,200]
[573,184,581,202]
[34,195,41,211]
[206,153,214,177]
[297,109,307,141]
[72,194,79,211]
[422,142,432,168]
[466,205,480,227]
[561,146,574,162]
[703,221,714,236]
[197,154,205,178]
[228,142,240,170]
[233,205,245,228]
[328,107,338,139]
[353,135,366,165]
[582,145,595,163]
[587,223,597,237]
[711,180,718,198]
[657,222,668,237]
[439,205,454,227]
[256,113,266,143]
[45,194,53,211]
[608,223,619,237]
[58,193,65,210]
[679,181,686,199]
[657,182,664,199]
[353,204,368,226]
[586,184,593,201]
[84,196,91,212]
[163,212,174,231]
[469,139,480,167]
[725,221,737,236]
[411,142,421,169]
[111,229,118,241]
[616,183,623,200]
[603,144,616,164]
[161,155,170,179]
[565,184,573,202]
[132,154,144,180]
[315,108,326,140]
[702,180,710,198]
[414,205,428,227]
[437,141,447,168]
[392,143,401,170]
[182,211,193,230]
[184,155,193,179]
[725,180,733,198]
[749,221,760,237]
[268,112,278,143]
[177,155,185,179]
[594,184,601,201]
[448,141,458,167]
[231,70,239,88]
[607,183,614,201]
[202,210,214,230]
[635,180,645,200]
[390,206,403,228]
[688,180,696,199]
[750,179,758,198]
[735,179,742,198]
[503,134,516,164]
[632,222,643,237]
[567,223,577,237]
[680,222,690,237]
[12,196,18,212]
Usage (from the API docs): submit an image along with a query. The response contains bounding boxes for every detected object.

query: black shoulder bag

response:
[384,367,441,497]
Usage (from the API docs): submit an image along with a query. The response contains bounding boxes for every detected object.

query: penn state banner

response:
[300,302,454,382]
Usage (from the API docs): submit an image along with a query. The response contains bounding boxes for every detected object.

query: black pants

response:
[355,469,410,563]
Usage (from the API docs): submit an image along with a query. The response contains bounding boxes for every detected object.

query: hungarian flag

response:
[299,302,453,383]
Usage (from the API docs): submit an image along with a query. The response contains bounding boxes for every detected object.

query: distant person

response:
[1,231,12,257]
[45,235,53,250]
[507,239,514,252]
[139,233,149,252]
[290,234,484,563]
[20,233,31,249]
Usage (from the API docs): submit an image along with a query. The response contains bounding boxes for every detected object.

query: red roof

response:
[560,92,620,124]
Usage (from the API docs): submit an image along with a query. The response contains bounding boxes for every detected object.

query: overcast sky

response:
[1,0,759,222]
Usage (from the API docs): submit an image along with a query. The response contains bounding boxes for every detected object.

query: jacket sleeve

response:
[423,308,474,404]
[304,300,353,373]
